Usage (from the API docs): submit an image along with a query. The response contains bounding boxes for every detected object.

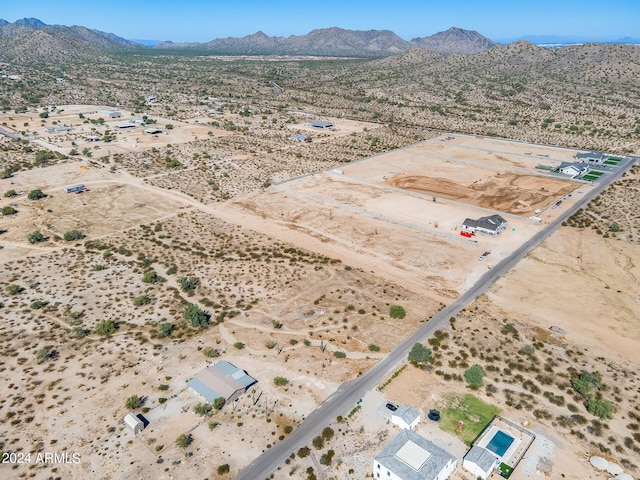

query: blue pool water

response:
[486,430,514,457]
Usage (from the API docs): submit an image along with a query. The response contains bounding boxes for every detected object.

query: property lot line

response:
[330,171,527,221]
[400,147,571,180]
[272,183,478,245]
[431,132,602,155]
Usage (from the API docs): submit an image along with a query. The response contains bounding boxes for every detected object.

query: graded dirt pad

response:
[211,133,590,299]
[387,171,575,214]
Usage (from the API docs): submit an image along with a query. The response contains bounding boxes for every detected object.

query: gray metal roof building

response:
[373,429,457,480]
[575,151,604,163]
[308,120,333,128]
[188,361,257,403]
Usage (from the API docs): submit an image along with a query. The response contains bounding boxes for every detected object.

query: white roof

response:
[395,440,432,470]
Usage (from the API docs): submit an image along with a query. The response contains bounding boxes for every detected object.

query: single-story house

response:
[463,446,499,480]
[462,214,508,236]
[45,125,73,133]
[575,151,604,163]
[557,161,589,178]
[188,361,257,403]
[145,128,163,135]
[131,116,145,124]
[391,405,421,430]
[124,413,144,434]
[97,109,121,118]
[373,429,457,480]
[308,120,333,128]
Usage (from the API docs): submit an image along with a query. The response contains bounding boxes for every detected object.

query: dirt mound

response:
[387,172,574,214]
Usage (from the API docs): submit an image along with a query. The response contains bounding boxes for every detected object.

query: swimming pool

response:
[485,430,515,457]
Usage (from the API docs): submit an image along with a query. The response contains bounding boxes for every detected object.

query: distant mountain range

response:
[0,18,637,63]
[0,18,501,59]
[155,26,501,56]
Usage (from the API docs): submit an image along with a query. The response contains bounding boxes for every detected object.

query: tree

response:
[464,365,484,389]
[133,294,151,306]
[158,322,173,337]
[312,435,324,450]
[37,348,54,361]
[125,395,142,409]
[202,346,219,358]
[217,464,230,475]
[175,433,192,448]
[571,371,602,397]
[27,189,46,200]
[368,344,380,352]
[35,150,55,164]
[178,276,199,292]
[72,326,88,338]
[233,341,245,349]
[274,376,288,387]
[63,230,84,241]
[408,343,431,368]
[585,397,615,419]
[183,303,210,327]
[28,230,45,244]
[193,402,212,416]
[2,205,17,216]
[141,270,159,283]
[95,319,116,336]
[389,305,407,319]
[213,397,225,410]
[30,299,47,309]
[5,284,22,295]
[4,189,17,198]
[333,351,346,358]
[321,427,334,441]
[297,447,310,458]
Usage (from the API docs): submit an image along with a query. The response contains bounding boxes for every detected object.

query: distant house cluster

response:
[462,214,508,236]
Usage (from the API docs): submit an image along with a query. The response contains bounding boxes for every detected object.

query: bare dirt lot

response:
[387,171,575,214]
[212,135,590,298]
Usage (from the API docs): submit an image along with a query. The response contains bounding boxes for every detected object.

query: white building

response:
[462,215,508,236]
[97,109,121,118]
[373,429,457,480]
[124,413,144,434]
[462,446,499,480]
[557,161,589,178]
[391,405,421,430]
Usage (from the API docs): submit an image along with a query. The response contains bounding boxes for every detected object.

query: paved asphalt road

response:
[236,157,636,480]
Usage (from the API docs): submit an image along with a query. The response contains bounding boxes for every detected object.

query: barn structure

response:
[188,361,257,403]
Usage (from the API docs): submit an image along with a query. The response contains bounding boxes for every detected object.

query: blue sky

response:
[2,0,639,42]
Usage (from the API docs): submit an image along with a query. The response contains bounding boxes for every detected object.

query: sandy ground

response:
[1,125,637,480]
